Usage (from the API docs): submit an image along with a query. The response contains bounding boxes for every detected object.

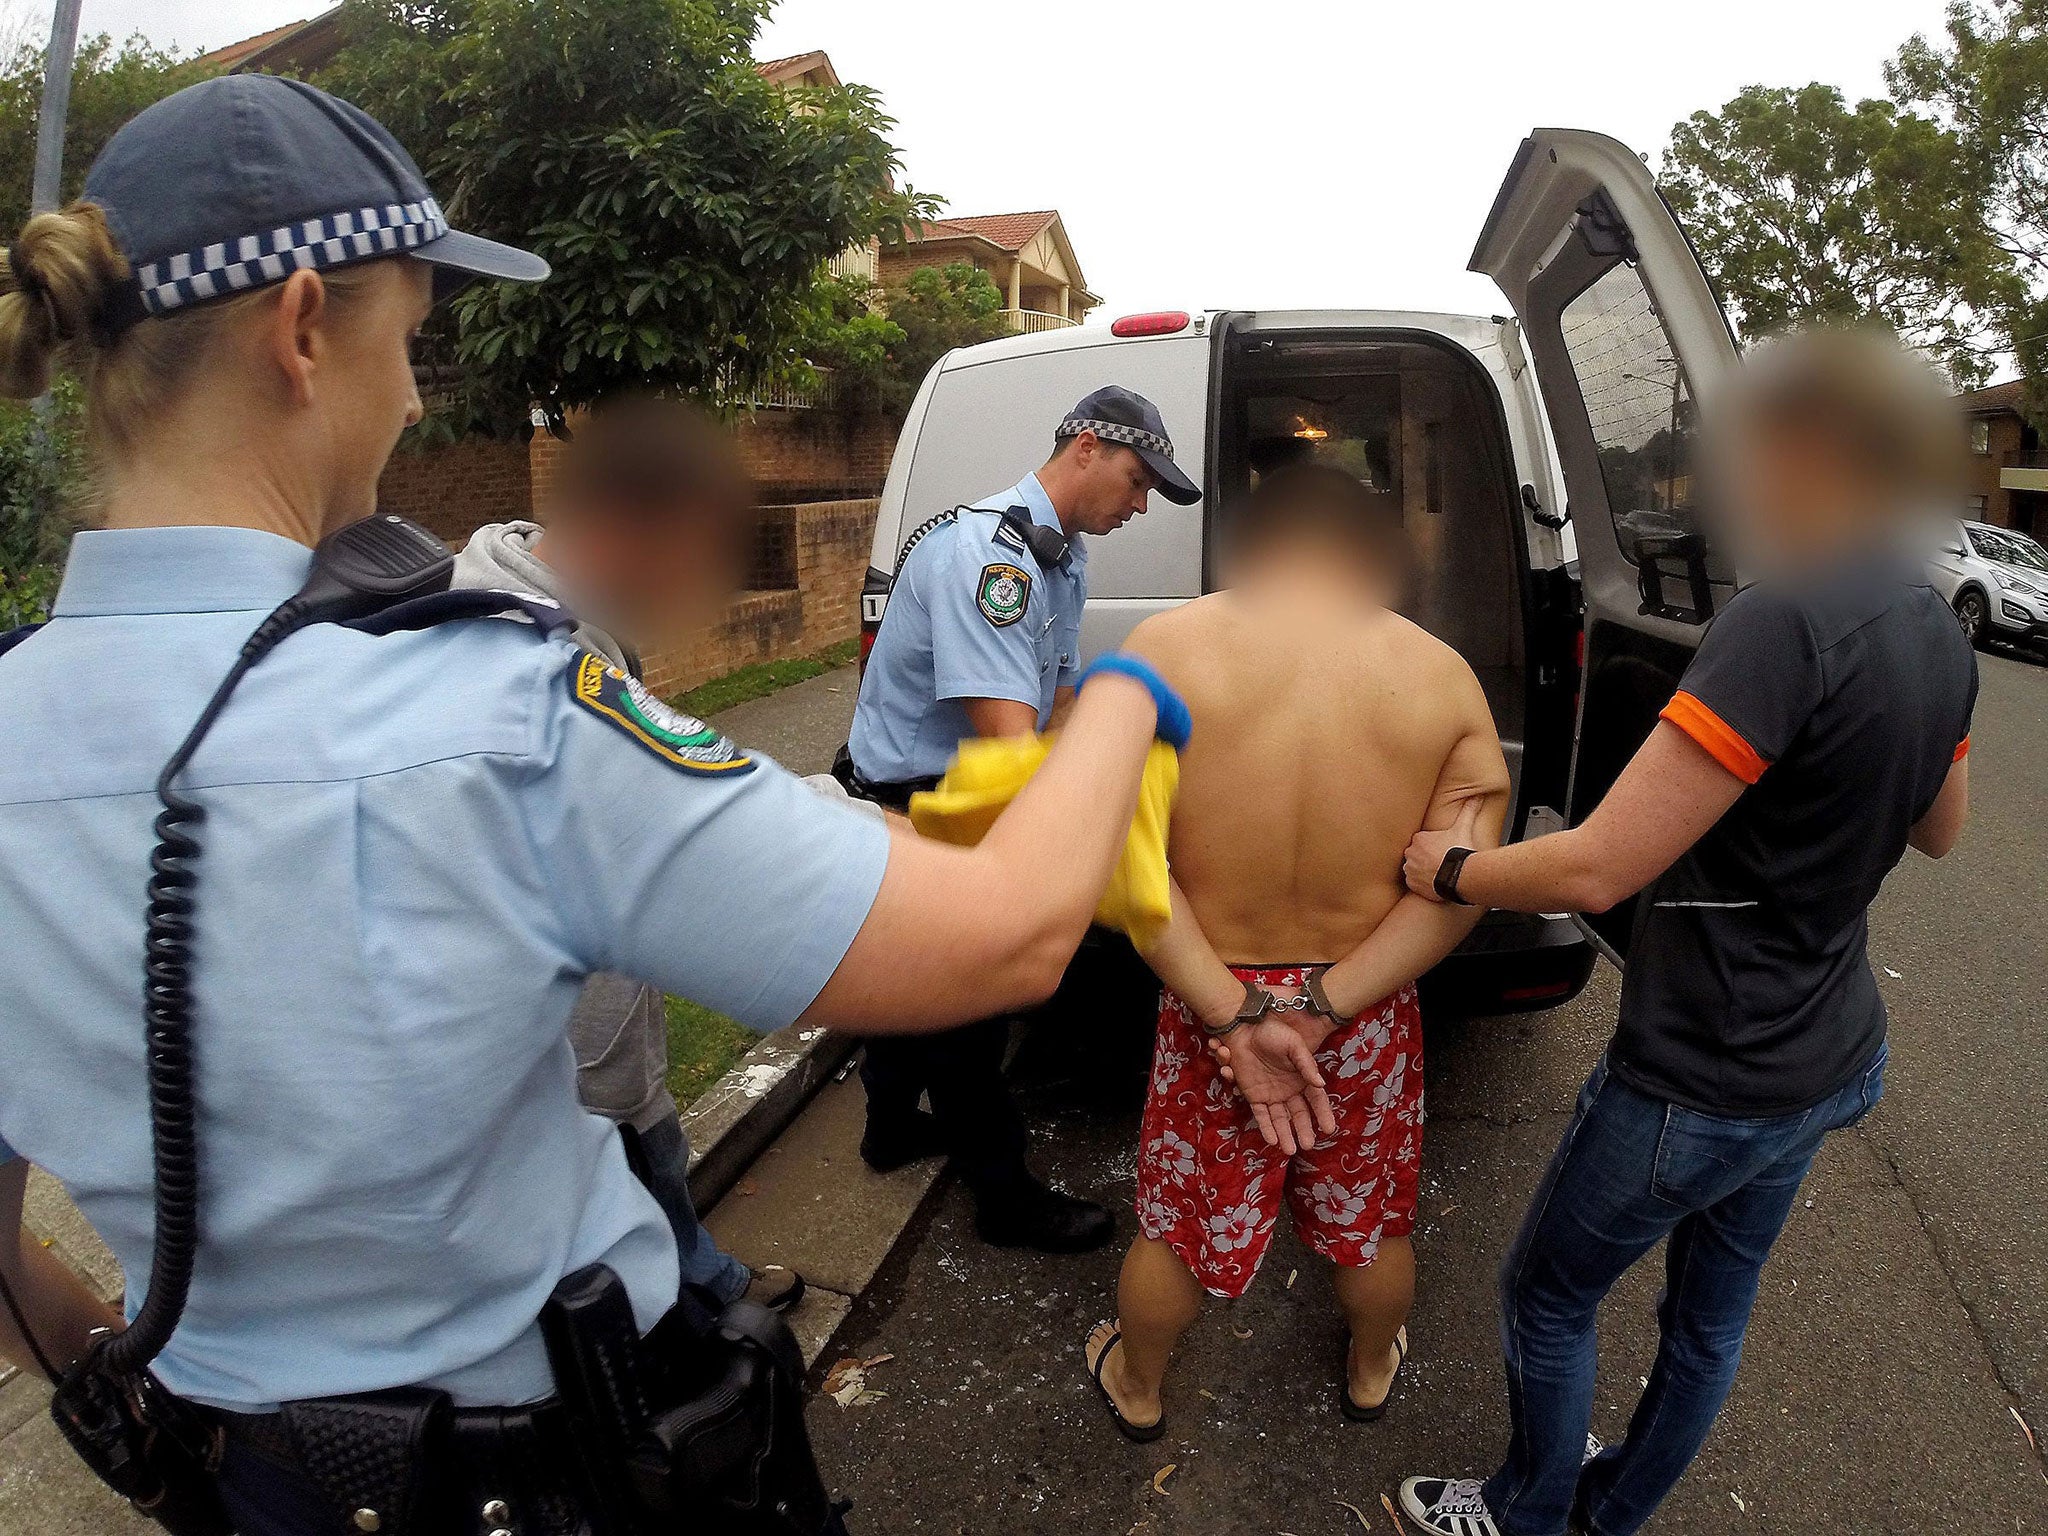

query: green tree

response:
[1892,0,2048,407]
[0,380,83,629]
[875,260,1007,416]
[0,31,213,232]
[317,0,932,436]
[1661,82,2013,382]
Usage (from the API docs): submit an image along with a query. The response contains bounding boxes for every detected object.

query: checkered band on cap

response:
[1056,416,1175,461]
[131,198,449,318]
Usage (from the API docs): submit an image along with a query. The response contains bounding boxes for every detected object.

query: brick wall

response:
[737,408,898,503]
[637,498,879,696]
[376,435,534,545]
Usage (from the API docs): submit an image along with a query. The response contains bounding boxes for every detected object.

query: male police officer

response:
[842,386,1202,1252]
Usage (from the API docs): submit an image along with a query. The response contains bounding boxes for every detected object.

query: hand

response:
[1403,798,1482,902]
[1213,1018,1337,1156]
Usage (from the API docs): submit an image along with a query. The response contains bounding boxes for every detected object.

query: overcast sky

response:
[12,0,1959,318]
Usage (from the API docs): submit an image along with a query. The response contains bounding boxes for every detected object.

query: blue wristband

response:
[1074,652,1192,750]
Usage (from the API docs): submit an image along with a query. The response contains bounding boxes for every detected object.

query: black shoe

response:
[739,1264,806,1313]
[860,1109,948,1174]
[974,1178,1113,1253]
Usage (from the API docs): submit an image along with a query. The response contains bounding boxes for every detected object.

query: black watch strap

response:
[1435,846,1476,906]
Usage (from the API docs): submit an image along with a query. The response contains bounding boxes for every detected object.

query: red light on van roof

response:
[1111,311,1191,338]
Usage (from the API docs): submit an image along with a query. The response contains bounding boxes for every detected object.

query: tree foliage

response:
[0,30,213,232]
[1661,83,2013,384]
[789,260,1008,421]
[1892,0,2048,408]
[318,0,933,436]
[875,260,1006,416]
[0,381,83,629]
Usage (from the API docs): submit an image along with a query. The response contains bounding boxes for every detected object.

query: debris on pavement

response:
[1232,1323,1255,1340]
[1730,1490,1748,1513]
[2012,1406,2036,1452]
[1380,1492,1409,1532]
[1333,1498,1371,1529]
[822,1353,894,1408]
[1151,1463,1177,1495]
[1286,1268,1298,1289]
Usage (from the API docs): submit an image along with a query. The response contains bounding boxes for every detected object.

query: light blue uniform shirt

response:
[0,527,889,1412]
[848,472,1087,783]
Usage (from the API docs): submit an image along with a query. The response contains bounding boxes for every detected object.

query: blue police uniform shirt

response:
[848,471,1087,783]
[0,526,890,1412]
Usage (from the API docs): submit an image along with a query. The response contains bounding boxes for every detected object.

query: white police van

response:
[861,129,1742,1011]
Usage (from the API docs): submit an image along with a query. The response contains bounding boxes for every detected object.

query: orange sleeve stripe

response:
[1660,690,1768,784]
[1954,735,1970,763]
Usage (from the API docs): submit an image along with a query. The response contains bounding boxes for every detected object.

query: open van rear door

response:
[1472,128,1741,955]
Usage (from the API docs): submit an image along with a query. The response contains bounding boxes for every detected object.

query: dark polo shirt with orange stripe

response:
[1614,552,1977,1115]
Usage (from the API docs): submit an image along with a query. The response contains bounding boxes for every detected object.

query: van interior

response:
[1209,330,1543,818]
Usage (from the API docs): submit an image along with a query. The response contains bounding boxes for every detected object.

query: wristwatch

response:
[1435,846,1476,906]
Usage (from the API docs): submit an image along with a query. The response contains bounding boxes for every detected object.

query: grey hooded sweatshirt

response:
[452,522,674,1132]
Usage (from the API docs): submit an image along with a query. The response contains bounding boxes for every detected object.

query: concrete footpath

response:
[0,667,872,1536]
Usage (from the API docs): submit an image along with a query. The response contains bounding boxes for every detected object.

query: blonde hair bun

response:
[0,202,129,400]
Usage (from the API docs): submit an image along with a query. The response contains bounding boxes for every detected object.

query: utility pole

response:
[30,0,86,215]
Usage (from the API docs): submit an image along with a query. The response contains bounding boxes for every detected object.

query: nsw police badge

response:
[977,563,1031,628]
[568,652,754,775]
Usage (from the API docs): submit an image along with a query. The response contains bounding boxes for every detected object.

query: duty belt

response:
[214,1393,585,1536]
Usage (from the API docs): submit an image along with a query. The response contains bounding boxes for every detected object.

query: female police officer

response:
[0,76,1184,1534]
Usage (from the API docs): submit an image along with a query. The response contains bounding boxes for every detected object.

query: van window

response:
[1559,261,1706,567]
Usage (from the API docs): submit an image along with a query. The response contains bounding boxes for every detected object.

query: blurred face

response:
[1068,436,1158,535]
[1714,417,1885,567]
[571,493,749,652]
[309,259,430,528]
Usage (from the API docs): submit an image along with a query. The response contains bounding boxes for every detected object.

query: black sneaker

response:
[974,1179,1113,1253]
[740,1265,805,1313]
[859,1109,948,1174]
[1399,1477,1501,1536]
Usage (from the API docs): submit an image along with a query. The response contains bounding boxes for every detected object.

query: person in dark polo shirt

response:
[1393,328,1978,1536]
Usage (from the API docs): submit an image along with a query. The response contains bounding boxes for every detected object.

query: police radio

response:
[46,515,458,1536]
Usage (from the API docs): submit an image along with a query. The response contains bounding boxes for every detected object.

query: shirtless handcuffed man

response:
[1083,465,1511,1440]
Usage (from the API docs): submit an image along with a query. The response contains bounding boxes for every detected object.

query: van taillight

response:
[1111,311,1191,338]
[859,568,892,675]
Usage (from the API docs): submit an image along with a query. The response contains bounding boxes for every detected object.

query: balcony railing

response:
[999,308,1078,335]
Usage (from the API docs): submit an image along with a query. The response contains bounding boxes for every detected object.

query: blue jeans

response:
[1482,1046,1886,1536]
[638,1112,750,1305]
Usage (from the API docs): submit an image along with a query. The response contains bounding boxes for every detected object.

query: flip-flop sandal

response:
[1087,1324,1166,1443]
[1341,1325,1408,1423]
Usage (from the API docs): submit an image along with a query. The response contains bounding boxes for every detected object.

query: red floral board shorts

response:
[1134,968,1423,1299]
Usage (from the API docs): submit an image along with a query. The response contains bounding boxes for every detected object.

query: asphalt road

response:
[806,649,2048,1536]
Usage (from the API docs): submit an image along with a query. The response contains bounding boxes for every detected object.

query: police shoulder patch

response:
[977,563,1032,628]
[568,652,754,775]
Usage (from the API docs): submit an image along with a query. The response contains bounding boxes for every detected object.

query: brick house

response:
[879,211,1101,334]
[1956,380,2048,541]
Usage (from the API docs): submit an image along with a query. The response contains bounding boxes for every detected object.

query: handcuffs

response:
[1202,967,1340,1039]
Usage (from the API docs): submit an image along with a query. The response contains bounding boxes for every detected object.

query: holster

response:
[543,1264,836,1536]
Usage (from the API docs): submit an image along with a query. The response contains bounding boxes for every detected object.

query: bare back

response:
[1135,583,1506,966]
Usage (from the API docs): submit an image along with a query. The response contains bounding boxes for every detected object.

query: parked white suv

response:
[1927,518,2048,655]
[862,129,1743,1014]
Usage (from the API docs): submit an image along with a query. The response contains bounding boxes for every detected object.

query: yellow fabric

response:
[908,734,1180,949]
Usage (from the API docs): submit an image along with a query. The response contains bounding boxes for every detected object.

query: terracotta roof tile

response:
[195,16,316,69]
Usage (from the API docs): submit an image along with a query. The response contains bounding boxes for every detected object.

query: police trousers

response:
[833,753,1032,1196]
